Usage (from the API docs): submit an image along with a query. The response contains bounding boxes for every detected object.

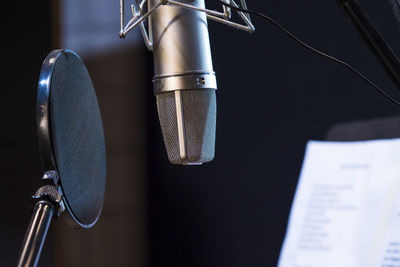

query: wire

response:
[217,0,400,108]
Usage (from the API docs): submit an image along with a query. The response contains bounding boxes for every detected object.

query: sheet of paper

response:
[376,189,400,267]
[278,139,400,267]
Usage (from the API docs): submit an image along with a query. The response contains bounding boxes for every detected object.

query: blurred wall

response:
[0,1,53,266]
[53,49,150,267]
[54,0,150,266]
[1,0,150,266]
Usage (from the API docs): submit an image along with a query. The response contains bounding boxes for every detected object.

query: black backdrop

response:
[2,0,400,266]
[147,1,400,267]
[0,1,53,266]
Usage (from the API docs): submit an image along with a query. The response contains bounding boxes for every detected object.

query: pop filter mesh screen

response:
[156,89,216,164]
[49,52,106,227]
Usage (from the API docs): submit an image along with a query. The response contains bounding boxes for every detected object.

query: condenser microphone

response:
[150,0,217,165]
[119,0,254,165]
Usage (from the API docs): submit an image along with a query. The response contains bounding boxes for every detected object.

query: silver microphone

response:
[151,0,217,165]
[119,0,254,165]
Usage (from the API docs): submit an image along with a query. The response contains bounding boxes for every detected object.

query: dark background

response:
[148,1,400,266]
[1,0,400,266]
[0,1,54,266]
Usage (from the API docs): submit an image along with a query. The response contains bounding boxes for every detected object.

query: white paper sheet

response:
[278,139,400,267]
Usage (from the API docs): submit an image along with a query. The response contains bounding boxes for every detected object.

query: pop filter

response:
[17,49,106,267]
[37,49,106,228]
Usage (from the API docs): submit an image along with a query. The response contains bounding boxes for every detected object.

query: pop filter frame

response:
[36,49,106,228]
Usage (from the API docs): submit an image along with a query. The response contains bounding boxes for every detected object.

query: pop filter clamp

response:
[17,49,106,267]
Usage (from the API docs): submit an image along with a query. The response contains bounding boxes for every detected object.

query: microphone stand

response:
[17,171,64,267]
[336,0,400,91]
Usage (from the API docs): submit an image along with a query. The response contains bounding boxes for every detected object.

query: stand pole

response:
[336,0,400,91]
[17,201,54,267]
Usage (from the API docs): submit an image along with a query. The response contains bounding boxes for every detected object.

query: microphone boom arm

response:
[336,0,400,92]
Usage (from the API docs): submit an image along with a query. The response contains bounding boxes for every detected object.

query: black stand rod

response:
[17,201,54,267]
[336,0,400,91]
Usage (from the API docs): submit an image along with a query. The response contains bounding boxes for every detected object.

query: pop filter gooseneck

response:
[17,49,106,267]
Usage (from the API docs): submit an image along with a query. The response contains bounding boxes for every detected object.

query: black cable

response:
[217,0,400,108]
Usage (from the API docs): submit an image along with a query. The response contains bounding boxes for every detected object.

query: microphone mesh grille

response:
[156,89,216,164]
[156,91,180,162]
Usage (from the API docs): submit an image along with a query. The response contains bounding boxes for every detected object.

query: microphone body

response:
[150,0,217,165]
